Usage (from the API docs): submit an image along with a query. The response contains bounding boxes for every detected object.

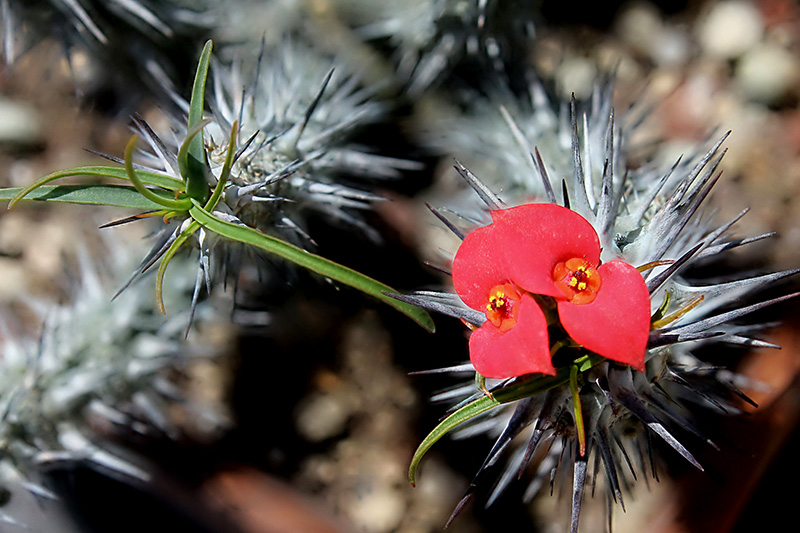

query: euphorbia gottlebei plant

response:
[0,40,434,333]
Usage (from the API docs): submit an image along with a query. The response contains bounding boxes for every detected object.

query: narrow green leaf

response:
[570,364,586,456]
[177,117,212,202]
[7,166,184,208]
[188,201,435,332]
[577,354,603,373]
[124,135,193,211]
[182,40,214,203]
[0,184,175,209]
[409,395,500,486]
[408,365,580,485]
[204,121,238,211]
[156,220,200,314]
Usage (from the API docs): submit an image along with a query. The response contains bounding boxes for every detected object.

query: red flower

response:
[452,204,651,378]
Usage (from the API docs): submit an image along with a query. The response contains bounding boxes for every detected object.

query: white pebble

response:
[736,42,799,103]
[294,392,350,442]
[555,57,597,100]
[615,4,689,67]
[616,3,663,55]
[0,98,41,146]
[697,1,764,59]
[347,486,405,533]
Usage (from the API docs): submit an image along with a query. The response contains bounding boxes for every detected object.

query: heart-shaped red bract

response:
[453,203,650,378]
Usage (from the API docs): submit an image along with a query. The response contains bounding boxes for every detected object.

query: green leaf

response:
[6,166,184,208]
[204,121,238,211]
[408,364,585,485]
[409,394,500,486]
[124,135,193,211]
[182,40,214,203]
[0,184,175,209]
[570,364,587,456]
[156,220,201,314]
[177,117,212,201]
[188,200,435,332]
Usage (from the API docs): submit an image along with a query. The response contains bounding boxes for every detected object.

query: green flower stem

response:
[188,200,435,331]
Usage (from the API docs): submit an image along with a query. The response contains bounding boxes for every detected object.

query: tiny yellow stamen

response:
[484,283,521,331]
[553,258,602,305]
[487,290,508,311]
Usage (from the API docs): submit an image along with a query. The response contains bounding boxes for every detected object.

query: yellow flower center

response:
[553,258,602,305]
[484,283,520,332]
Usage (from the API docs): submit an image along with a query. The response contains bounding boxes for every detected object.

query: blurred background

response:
[0,1,799,532]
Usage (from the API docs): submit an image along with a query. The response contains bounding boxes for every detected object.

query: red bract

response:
[452,204,650,378]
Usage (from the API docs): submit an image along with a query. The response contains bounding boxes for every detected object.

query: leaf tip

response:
[418,314,436,333]
[9,188,31,208]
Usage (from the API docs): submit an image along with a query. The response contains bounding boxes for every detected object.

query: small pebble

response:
[616,3,690,67]
[0,98,41,146]
[697,1,764,59]
[554,57,597,100]
[736,42,799,104]
[346,486,405,533]
[295,392,350,442]
[616,3,663,55]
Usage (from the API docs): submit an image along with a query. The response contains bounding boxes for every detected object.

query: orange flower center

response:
[485,283,521,332]
[553,258,602,305]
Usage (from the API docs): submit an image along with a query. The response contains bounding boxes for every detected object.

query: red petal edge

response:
[469,294,555,378]
[453,204,601,308]
[492,204,601,297]
[452,215,513,311]
[557,261,650,371]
